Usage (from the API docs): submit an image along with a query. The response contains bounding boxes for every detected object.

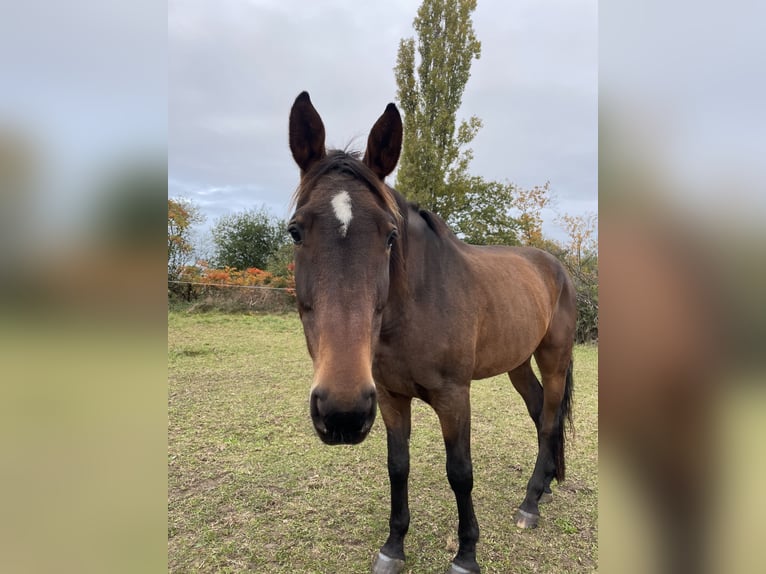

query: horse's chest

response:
[372,343,416,395]
[372,336,473,398]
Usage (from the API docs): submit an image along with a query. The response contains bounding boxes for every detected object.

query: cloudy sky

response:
[169,0,597,241]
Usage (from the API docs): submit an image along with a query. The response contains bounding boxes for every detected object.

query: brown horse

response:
[288,91,576,574]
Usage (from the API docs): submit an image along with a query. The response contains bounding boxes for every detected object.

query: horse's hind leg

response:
[509,359,543,429]
[512,340,574,529]
[508,361,554,505]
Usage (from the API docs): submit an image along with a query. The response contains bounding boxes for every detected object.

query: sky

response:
[168,0,598,243]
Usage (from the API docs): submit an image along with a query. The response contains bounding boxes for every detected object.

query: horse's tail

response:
[554,358,574,482]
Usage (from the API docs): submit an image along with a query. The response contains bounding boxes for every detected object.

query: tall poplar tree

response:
[394,0,482,222]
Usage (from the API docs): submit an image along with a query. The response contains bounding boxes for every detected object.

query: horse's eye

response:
[288,223,303,245]
[386,229,398,249]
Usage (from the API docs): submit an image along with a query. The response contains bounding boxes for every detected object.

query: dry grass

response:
[168,311,597,573]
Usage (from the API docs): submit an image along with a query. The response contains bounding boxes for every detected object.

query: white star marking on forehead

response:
[331,190,353,238]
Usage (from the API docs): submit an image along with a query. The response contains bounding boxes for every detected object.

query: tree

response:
[168,197,202,281]
[556,212,597,267]
[395,0,482,224]
[449,177,520,245]
[511,182,554,247]
[556,212,599,343]
[211,207,288,271]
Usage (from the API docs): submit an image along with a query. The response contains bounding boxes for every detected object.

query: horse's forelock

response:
[291,150,401,225]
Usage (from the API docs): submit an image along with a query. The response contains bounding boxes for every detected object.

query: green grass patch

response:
[169,311,597,573]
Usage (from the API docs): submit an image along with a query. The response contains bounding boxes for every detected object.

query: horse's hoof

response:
[515,508,540,529]
[539,490,553,504]
[372,552,405,574]
[445,561,480,574]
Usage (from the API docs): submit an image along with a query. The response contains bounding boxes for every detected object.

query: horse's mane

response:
[415,207,453,238]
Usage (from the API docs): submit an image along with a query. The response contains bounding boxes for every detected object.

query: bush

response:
[169,260,296,313]
[211,208,288,271]
[536,239,598,344]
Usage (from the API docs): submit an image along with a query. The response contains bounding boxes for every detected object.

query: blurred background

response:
[600,1,765,573]
[0,1,764,573]
[0,2,166,573]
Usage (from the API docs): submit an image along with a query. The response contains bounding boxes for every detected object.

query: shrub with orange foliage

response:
[171,260,296,311]
[179,261,295,291]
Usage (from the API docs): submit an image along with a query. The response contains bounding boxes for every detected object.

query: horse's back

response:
[465,244,571,310]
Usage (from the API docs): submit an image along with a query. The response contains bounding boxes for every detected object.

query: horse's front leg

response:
[372,390,412,574]
[436,386,481,574]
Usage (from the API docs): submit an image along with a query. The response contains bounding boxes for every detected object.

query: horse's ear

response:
[289,91,326,174]
[364,103,402,180]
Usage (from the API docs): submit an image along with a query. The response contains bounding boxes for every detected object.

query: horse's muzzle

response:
[310,387,377,445]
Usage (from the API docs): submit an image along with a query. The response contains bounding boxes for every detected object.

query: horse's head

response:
[288,92,403,445]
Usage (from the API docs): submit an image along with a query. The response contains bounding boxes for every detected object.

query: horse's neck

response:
[396,205,463,300]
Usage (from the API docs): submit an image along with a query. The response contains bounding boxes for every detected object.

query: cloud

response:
[169,0,598,241]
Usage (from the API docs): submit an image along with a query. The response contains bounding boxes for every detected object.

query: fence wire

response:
[167,280,293,292]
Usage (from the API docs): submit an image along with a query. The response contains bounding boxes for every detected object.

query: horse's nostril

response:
[310,388,328,417]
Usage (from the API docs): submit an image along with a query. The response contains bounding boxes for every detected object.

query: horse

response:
[287,91,576,574]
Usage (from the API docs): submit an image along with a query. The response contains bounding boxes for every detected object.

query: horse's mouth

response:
[312,410,376,445]
[315,425,373,445]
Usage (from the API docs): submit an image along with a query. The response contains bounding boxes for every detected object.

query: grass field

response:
[168,311,598,573]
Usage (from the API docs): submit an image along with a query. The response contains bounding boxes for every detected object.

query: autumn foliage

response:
[171,260,296,312]
[168,198,202,281]
[180,261,294,291]
[168,197,295,312]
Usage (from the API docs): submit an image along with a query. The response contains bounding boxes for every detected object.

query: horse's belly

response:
[471,348,529,380]
[471,311,549,379]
